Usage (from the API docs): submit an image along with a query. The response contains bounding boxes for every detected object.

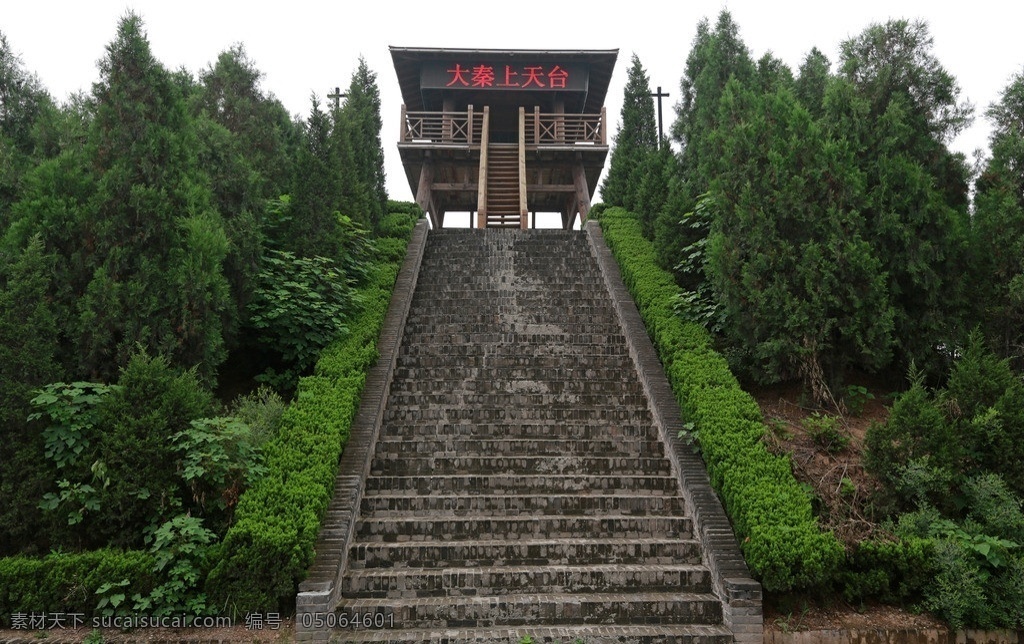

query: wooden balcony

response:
[399,106,607,148]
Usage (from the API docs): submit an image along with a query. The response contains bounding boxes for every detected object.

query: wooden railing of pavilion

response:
[399,105,607,147]
[524,107,607,146]
[400,105,486,145]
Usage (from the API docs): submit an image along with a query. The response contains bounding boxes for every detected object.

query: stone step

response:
[354,515,692,542]
[372,438,664,458]
[370,455,672,476]
[347,537,703,569]
[359,494,685,516]
[383,392,650,410]
[377,423,661,441]
[396,343,631,358]
[363,474,681,496]
[386,377,644,395]
[342,563,712,598]
[392,332,627,345]
[382,407,653,423]
[328,623,733,644]
[331,592,723,628]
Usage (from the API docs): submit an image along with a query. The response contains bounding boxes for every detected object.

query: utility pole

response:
[327,87,347,110]
[649,86,670,148]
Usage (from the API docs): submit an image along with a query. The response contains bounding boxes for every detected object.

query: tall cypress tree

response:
[339,57,387,231]
[834,19,973,375]
[656,10,755,274]
[706,79,893,403]
[601,53,657,213]
[76,12,229,381]
[974,67,1024,365]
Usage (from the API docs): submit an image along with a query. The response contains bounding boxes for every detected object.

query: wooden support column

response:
[477,106,490,229]
[518,107,528,230]
[572,154,591,226]
[415,160,439,229]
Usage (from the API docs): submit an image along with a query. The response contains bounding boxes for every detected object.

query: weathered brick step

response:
[332,592,723,627]
[398,343,630,358]
[413,273,607,284]
[355,515,693,542]
[373,438,664,457]
[378,423,661,441]
[363,474,680,495]
[342,563,712,597]
[401,322,624,335]
[383,407,653,423]
[393,362,634,377]
[394,332,627,346]
[387,378,643,395]
[328,623,733,644]
[359,494,685,516]
[405,309,615,322]
[384,393,650,409]
[370,455,672,476]
[347,538,703,569]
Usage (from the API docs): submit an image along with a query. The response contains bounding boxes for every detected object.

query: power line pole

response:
[649,86,670,148]
[327,87,347,110]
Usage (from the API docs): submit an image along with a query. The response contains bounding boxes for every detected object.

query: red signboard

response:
[422,61,588,92]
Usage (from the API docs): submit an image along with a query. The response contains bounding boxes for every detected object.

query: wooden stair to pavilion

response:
[484,144,523,228]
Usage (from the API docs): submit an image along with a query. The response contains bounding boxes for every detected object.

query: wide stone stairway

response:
[322,228,753,643]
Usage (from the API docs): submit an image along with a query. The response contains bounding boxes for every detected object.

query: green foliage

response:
[172,417,266,517]
[831,20,974,376]
[706,78,893,404]
[207,244,407,612]
[602,54,658,213]
[600,207,843,592]
[802,413,849,454]
[843,384,874,416]
[0,237,63,553]
[30,381,119,469]
[0,550,157,620]
[228,385,285,446]
[839,537,936,605]
[973,67,1024,367]
[247,249,355,388]
[132,515,215,616]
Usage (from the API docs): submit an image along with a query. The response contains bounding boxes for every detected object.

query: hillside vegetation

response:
[602,11,1024,629]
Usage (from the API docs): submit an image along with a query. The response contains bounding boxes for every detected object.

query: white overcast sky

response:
[4,0,1023,214]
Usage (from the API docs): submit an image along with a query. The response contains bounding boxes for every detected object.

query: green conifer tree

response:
[77,12,230,381]
[601,53,657,212]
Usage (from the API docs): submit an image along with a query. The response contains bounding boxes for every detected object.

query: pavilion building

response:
[390,47,617,229]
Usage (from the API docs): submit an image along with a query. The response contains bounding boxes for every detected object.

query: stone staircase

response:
[484,144,522,228]
[324,229,744,643]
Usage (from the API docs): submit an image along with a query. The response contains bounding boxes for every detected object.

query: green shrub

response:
[206,247,406,613]
[0,550,157,621]
[599,207,843,592]
[378,211,419,239]
[247,250,355,388]
[839,537,936,605]
[802,413,850,454]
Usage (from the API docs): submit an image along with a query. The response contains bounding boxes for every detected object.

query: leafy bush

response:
[802,413,850,454]
[839,537,936,605]
[205,233,410,613]
[599,207,843,591]
[247,249,355,388]
[0,550,157,621]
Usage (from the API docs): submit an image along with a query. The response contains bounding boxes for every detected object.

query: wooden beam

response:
[431,182,479,192]
[477,107,490,229]
[415,161,438,228]
[572,155,591,225]
[519,107,528,230]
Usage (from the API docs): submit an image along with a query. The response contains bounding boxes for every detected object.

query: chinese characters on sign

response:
[422,61,588,92]
[446,64,569,89]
